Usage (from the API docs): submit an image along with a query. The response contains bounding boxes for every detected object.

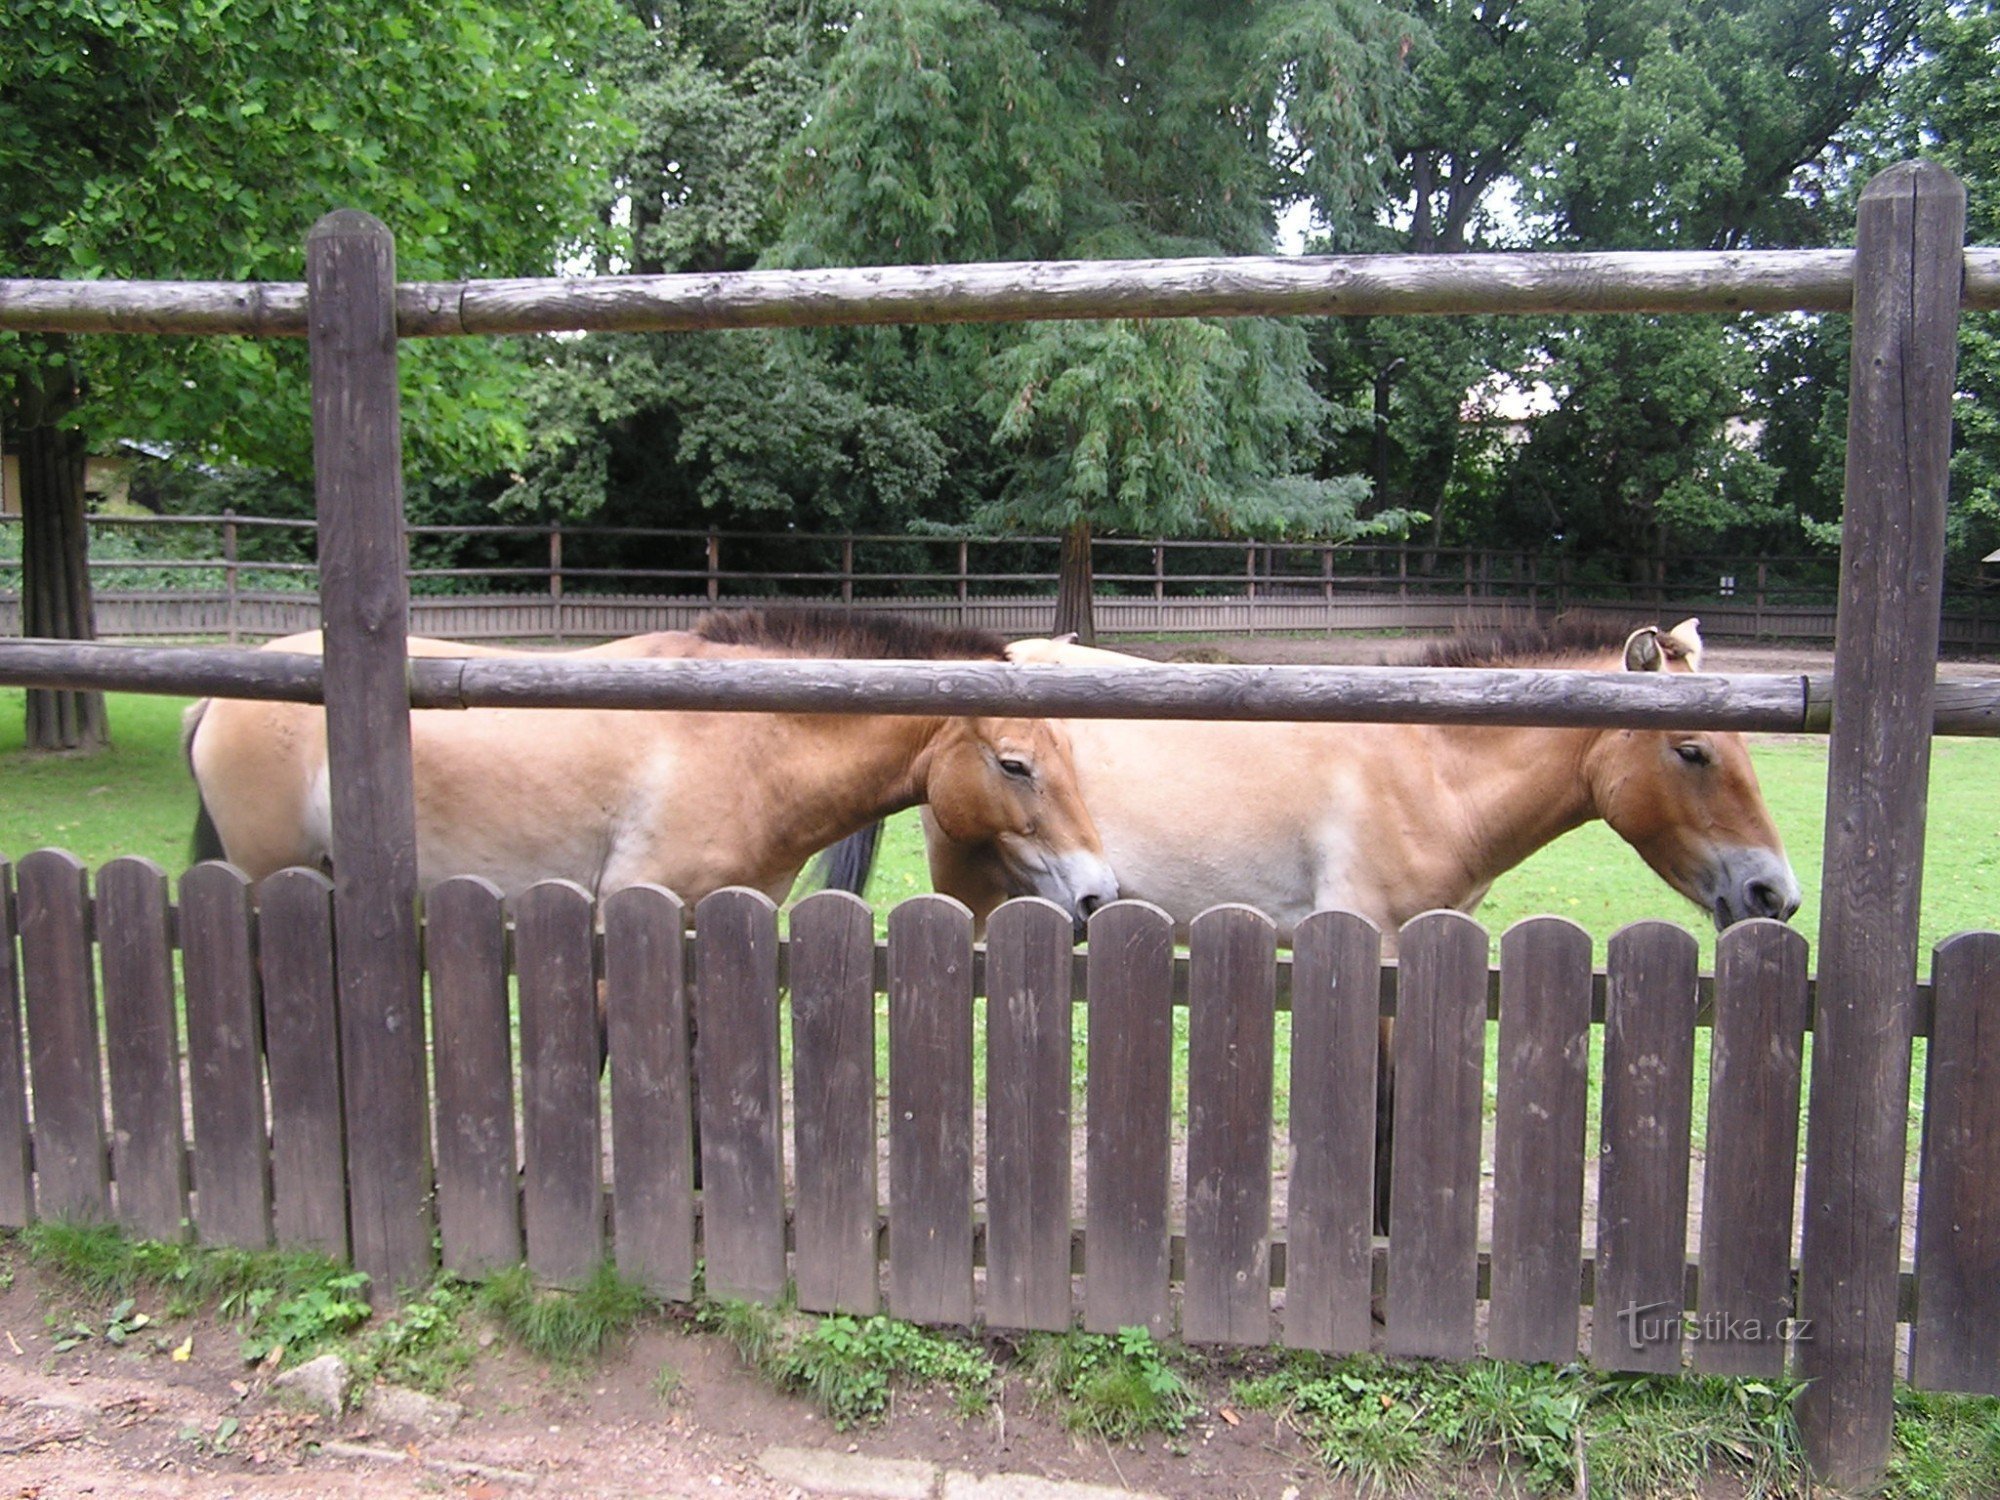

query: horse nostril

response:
[1078,892,1104,920]
[1747,879,1788,919]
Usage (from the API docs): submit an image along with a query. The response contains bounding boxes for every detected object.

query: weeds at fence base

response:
[19,1220,373,1365]
[1233,1356,1821,1497]
[475,1262,654,1368]
[696,1296,996,1428]
[10,1224,1997,1497]
[1017,1327,1194,1444]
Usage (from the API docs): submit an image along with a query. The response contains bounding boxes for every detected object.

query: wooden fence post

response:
[706,530,720,602]
[548,523,563,642]
[221,509,239,645]
[307,210,433,1291]
[1796,161,1965,1487]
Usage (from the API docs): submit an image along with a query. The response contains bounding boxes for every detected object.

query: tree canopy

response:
[2,0,626,746]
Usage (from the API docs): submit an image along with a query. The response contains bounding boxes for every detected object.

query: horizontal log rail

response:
[4,246,1998,339]
[5,634,2000,734]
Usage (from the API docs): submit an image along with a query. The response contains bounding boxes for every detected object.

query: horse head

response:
[1587,619,1802,928]
[921,714,1119,936]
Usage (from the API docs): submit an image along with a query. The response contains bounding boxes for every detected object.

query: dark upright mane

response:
[693,606,1008,661]
[1420,616,1648,669]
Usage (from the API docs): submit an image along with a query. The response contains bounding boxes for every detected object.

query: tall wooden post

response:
[307,211,433,1292]
[1796,162,1964,1487]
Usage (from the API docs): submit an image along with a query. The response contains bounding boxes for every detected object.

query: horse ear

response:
[1623,626,1665,672]
[1663,617,1705,671]
[1005,638,1064,663]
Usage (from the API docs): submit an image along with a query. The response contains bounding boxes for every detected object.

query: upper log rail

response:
[6,635,2000,735]
[4,246,1999,338]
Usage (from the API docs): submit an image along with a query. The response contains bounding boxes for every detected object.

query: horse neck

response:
[1423,721,1603,892]
[755,711,941,862]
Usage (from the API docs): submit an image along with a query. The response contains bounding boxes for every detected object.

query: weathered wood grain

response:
[888,896,975,1326]
[16,850,109,1221]
[1697,920,1809,1377]
[1183,906,1277,1346]
[96,858,188,1241]
[984,898,1076,1333]
[694,888,786,1303]
[0,860,30,1226]
[1282,911,1381,1354]
[1487,917,1592,1365]
[1910,932,2000,1394]
[179,863,272,1248]
[1593,922,1699,1374]
[1797,161,1967,1486]
[24,244,2000,340]
[515,881,603,1283]
[1383,910,1487,1359]
[791,890,880,1315]
[1084,902,1176,1337]
[604,884,695,1299]
[259,869,348,1258]
[427,877,521,1277]
[309,209,433,1290]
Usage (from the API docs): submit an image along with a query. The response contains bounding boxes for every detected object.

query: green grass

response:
[0,689,200,877]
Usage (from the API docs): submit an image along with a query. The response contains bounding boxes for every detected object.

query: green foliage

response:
[350,1280,477,1394]
[476,1262,655,1367]
[698,1299,995,1428]
[21,1221,372,1363]
[774,1314,995,1426]
[1889,1387,2000,1500]
[1236,1356,1809,1496]
[1026,1326,1195,1442]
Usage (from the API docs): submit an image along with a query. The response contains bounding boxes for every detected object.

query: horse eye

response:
[998,757,1033,780]
[1675,743,1710,767]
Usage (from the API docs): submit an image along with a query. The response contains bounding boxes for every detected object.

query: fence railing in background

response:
[7,512,1996,646]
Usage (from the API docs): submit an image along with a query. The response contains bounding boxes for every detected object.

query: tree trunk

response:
[16,361,108,754]
[1053,519,1096,644]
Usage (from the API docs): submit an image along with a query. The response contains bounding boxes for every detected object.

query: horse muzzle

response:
[1008,848,1121,939]
[1704,847,1803,928]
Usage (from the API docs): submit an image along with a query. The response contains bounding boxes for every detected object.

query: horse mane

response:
[1420,615,1657,669]
[692,606,1008,661]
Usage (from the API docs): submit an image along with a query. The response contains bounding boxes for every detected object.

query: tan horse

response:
[908,617,1800,942]
[185,607,1119,924]
[874,616,1802,1232]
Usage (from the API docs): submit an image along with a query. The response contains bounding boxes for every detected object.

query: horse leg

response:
[1374,1016,1395,1236]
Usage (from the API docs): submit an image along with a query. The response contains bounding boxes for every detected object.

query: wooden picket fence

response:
[3,847,1994,1390]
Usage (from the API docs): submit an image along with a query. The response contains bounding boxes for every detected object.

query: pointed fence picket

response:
[0,853,1997,1406]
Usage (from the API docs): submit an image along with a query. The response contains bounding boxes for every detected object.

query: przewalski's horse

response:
[184,607,1119,925]
[831,617,1801,1230]
[909,617,1799,940]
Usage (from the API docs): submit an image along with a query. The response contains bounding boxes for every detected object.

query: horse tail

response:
[815,822,883,897]
[182,700,227,866]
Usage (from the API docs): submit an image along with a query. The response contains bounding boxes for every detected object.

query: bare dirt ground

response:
[0,1249,1365,1500]
[4,626,1981,1499]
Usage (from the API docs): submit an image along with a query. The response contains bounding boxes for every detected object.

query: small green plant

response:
[352,1280,476,1394]
[652,1362,683,1404]
[774,1314,995,1427]
[477,1262,654,1366]
[1236,1356,1815,1497]
[23,1221,371,1365]
[49,1296,154,1353]
[1886,1388,2000,1500]
[699,1299,994,1428]
[234,1272,373,1364]
[1030,1326,1195,1442]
